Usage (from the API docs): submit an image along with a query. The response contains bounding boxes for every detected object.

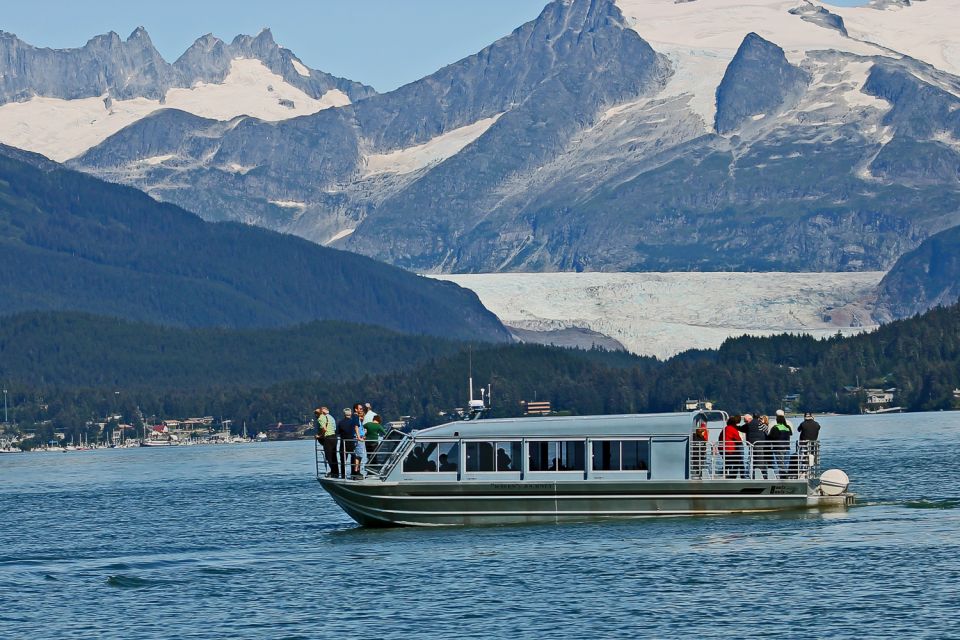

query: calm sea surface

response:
[2,412,958,639]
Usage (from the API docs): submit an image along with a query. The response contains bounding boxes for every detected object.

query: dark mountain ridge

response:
[0,144,511,342]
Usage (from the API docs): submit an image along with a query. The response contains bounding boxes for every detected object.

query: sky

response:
[3,0,868,93]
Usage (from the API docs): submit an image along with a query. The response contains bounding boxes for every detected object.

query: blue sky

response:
[3,0,867,93]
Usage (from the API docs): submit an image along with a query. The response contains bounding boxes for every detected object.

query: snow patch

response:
[820,0,960,77]
[363,113,503,177]
[0,58,351,161]
[290,58,311,77]
[614,0,885,132]
[431,272,883,359]
[325,228,355,244]
[139,154,174,165]
[223,163,256,174]
[269,199,306,209]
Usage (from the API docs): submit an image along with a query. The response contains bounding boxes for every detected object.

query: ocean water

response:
[1,412,958,639]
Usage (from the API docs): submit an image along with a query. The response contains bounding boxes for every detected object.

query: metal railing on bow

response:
[690,440,821,481]
[314,429,409,480]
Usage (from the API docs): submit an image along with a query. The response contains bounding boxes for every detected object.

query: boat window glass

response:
[592,441,621,471]
[466,441,495,472]
[438,442,459,472]
[591,440,650,471]
[495,442,522,471]
[403,442,438,472]
[622,440,650,471]
[529,441,585,471]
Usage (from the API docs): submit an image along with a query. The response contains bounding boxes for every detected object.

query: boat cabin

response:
[357,411,736,483]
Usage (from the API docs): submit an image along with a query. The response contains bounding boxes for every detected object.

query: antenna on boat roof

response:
[465,346,488,420]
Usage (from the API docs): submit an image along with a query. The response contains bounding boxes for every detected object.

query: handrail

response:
[690,440,821,481]
[317,433,824,482]
[315,429,410,480]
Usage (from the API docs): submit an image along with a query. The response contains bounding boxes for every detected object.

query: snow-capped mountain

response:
[10,0,960,281]
[0,27,375,160]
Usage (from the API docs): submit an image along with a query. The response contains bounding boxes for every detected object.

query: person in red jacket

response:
[720,415,744,479]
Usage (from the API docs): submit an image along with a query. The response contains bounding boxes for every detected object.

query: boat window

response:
[438,442,459,472]
[591,440,649,471]
[592,441,621,471]
[495,442,522,472]
[403,442,439,472]
[622,440,650,471]
[529,441,586,472]
[466,441,495,472]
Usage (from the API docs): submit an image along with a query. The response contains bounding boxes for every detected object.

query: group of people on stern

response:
[314,403,385,479]
[693,410,822,480]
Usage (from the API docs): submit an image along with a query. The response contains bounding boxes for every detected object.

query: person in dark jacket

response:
[737,413,764,478]
[798,413,821,441]
[336,408,354,479]
[796,412,822,476]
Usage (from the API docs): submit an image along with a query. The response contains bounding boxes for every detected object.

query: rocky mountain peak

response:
[714,32,809,134]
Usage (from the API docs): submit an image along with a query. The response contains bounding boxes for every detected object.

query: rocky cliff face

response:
[0,27,374,106]
[40,0,960,276]
[875,224,960,321]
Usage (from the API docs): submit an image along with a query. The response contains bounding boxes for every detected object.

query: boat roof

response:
[413,412,696,439]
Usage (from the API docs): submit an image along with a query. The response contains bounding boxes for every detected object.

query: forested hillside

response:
[0,312,466,389]
[0,145,510,342]
[5,304,959,444]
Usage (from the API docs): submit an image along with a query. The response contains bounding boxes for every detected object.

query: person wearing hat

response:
[336,408,355,479]
[798,412,821,442]
[315,407,338,478]
[770,411,794,477]
[797,412,822,475]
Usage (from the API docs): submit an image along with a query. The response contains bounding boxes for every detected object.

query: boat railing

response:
[690,440,821,481]
[314,429,410,480]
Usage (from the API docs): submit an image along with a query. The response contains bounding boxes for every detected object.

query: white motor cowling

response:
[818,469,850,496]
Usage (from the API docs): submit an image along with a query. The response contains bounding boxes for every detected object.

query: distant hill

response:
[874,224,960,321]
[11,303,960,443]
[0,311,465,390]
[0,145,511,342]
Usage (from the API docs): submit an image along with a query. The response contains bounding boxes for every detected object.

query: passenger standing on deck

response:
[755,415,773,478]
[771,410,793,477]
[737,413,764,477]
[692,420,709,477]
[720,415,744,479]
[351,403,367,478]
[315,407,338,478]
[365,414,386,465]
[797,412,822,475]
[336,408,354,479]
[363,402,378,425]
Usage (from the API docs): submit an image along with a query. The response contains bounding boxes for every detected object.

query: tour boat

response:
[315,410,853,527]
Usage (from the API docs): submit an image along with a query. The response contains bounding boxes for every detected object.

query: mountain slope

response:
[874,223,960,321]
[0,144,511,342]
[58,0,960,273]
[0,311,466,390]
[0,27,375,161]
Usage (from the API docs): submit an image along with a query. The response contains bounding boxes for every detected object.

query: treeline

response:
[4,304,960,443]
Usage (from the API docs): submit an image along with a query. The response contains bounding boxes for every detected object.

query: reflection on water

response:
[1,412,958,638]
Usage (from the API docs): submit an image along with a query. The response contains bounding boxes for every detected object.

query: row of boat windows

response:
[402,440,651,473]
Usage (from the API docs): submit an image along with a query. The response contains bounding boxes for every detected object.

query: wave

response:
[197,566,248,575]
[903,498,960,510]
[106,574,165,589]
